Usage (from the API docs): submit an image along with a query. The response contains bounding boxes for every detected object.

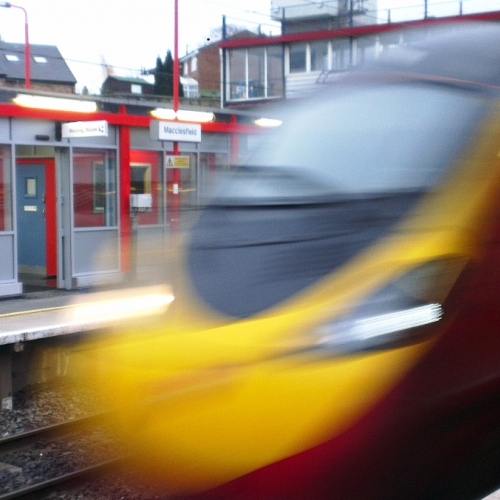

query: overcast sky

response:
[0,0,497,93]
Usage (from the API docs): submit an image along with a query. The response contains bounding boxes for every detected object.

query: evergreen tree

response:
[154,51,184,98]
[164,50,174,97]
[154,55,169,96]
[153,55,162,94]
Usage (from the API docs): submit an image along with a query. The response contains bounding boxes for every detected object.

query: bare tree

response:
[100,55,115,81]
[207,24,252,43]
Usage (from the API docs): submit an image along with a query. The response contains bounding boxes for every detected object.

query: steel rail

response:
[0,413,127,500]
[0,457,127,500]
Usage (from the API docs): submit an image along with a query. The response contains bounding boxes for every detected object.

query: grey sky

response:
[0,0,497,93]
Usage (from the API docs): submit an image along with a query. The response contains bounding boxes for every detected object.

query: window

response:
[5,54,19,62]
[166,152,197,222]
[92,163,105,213]
[130,152,163,226]
[73,149,117,228]
[33,56,48,63]
[267,45,283,97]
[289,43,307,73]
[131,84,142,94]
[248,47,265,98]
[131,164,151,195]
[357,36,378,65]
[331,38,351,70]
[183,84,198,98]
[0,146,12,232]
[191,56,198,72]
[229,49,247,99]
[228,47,284,101]
[310,41,329,71]
[25,178,37,197]
[288,42,332,74]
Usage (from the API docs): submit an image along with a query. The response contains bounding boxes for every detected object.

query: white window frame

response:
[228,47,275,101]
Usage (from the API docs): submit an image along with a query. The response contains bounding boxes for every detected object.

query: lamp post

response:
[171,0,180,232]
[0,2,30,89]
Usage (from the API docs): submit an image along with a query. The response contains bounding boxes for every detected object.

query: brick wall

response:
[198,44,220,92]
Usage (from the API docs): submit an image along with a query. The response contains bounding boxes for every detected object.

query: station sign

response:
[165,155,190,168]
[150,120,201,143]
[62,120,108,138]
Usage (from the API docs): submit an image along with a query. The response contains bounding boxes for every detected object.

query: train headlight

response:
[316,299,442,353]
[314,259,465,354]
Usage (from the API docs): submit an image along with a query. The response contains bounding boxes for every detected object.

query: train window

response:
[230,84,486,203]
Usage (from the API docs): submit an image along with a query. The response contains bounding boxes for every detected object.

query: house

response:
[181,39,220,100]
[180,75,199,99]
[101,75,155,97]
[102,73,201,103]
[181,30,260,101]
[0,42,76,93]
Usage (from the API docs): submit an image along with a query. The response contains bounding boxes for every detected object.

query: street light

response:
[172,0,181,231]
[0,2,31,89]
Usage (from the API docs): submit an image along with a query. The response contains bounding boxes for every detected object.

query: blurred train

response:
[77,23,500,500]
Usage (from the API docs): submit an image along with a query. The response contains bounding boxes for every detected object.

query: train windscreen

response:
[187,84,488,318]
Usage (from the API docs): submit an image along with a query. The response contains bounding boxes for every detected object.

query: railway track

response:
[0,414,127,500]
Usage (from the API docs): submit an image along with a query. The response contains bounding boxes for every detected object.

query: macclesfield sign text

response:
[150,121,202,143]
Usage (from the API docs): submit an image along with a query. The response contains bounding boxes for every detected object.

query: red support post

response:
[119,105,132,273]
[171,142,181,233]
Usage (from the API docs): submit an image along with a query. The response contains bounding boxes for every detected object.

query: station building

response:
[0,88,261,298]
[3,1,500,299]
[219,2,500,107]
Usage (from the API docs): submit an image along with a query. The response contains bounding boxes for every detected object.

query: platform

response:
[0,284,173,409]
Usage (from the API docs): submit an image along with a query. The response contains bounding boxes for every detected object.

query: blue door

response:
[16,164,47,272]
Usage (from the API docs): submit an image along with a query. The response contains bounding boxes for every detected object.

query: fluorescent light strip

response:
[151,108,176,120]
[254,117,283,127]
[13,94,97,113]
[176,109,214,122]
[151,108,214,123]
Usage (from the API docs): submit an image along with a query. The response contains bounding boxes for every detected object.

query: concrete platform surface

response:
[0,290,107,346]
[0,284,173,346]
